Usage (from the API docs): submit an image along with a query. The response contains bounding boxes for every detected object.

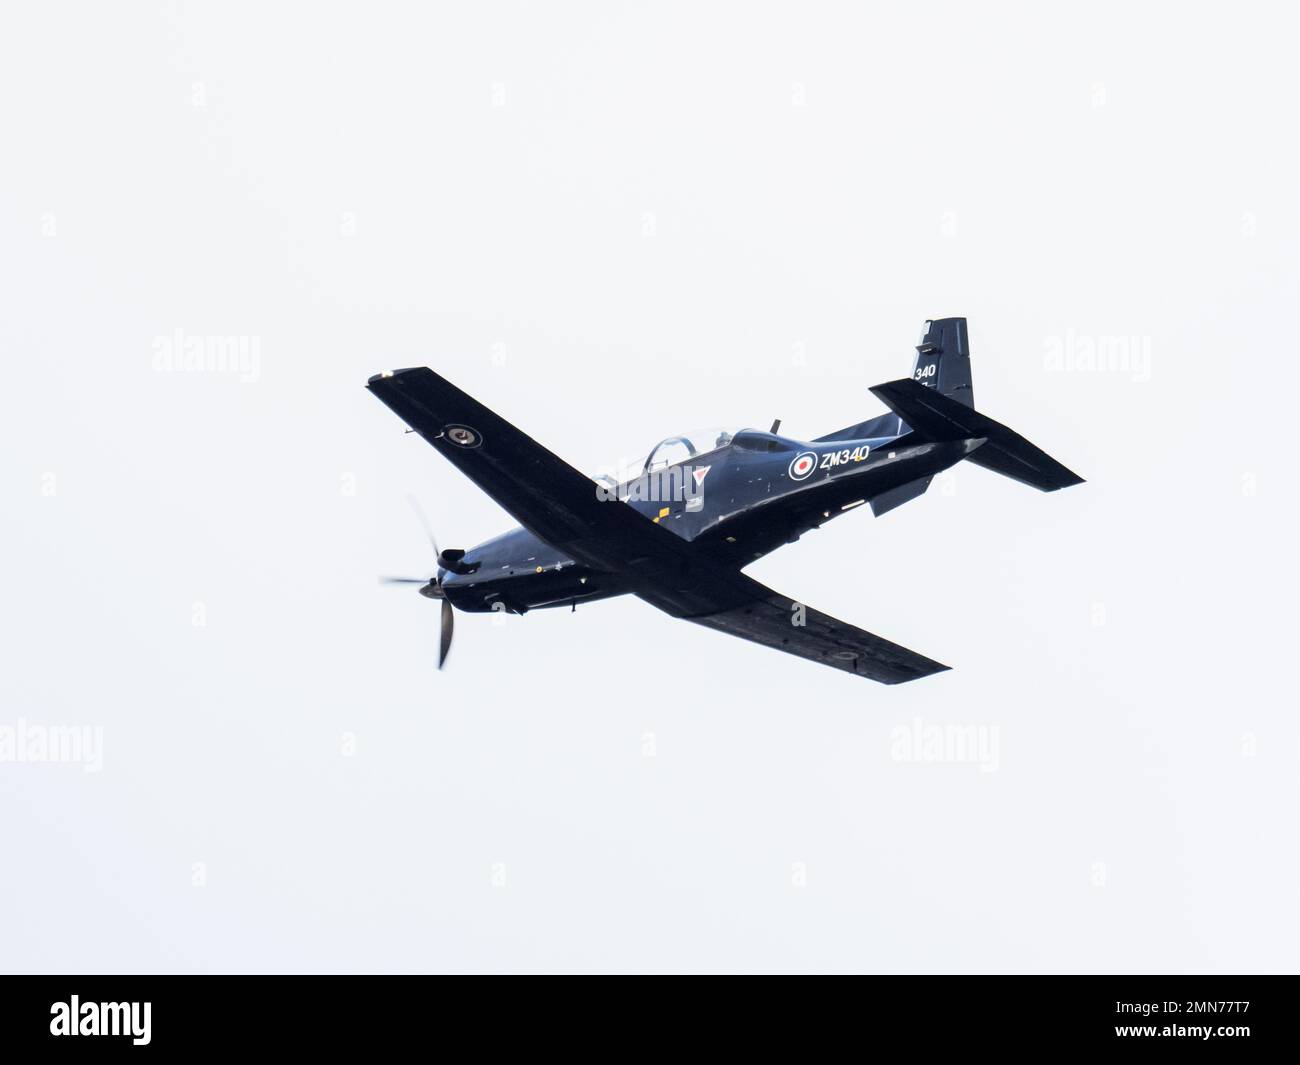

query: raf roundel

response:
[445,424,481,448]
[788,451,817,481]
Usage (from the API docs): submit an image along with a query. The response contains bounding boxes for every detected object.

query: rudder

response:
[912,318,974,409]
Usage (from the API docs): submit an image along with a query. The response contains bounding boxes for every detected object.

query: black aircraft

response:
[369,318,1083,683]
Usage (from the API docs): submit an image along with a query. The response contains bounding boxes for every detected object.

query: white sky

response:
[1,1,1296,973]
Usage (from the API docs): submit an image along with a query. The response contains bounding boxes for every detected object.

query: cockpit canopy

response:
[591,426,799,492]
[642,426,745,472]
[592,426,743,490]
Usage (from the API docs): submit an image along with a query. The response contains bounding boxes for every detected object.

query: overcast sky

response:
[2,1,1296,973]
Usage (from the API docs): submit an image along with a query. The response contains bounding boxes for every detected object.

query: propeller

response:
[406,494,440,557]
[439,599,454,669]
[378,497,463,670]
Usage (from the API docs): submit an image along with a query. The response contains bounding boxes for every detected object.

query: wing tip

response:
[880,660,951,684]
[1039,468,1087,491]
[366,367,431,388]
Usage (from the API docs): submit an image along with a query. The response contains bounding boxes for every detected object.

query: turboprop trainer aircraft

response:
[369,318,1083,683]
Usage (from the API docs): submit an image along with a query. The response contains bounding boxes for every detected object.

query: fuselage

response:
[440,426,979,615]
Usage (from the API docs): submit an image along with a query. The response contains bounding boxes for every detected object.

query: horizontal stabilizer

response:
[869,379,1084,492]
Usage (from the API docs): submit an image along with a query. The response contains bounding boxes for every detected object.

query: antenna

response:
[769,418,782,434]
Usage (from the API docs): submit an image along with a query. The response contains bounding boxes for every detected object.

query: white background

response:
[1,2,1296,973]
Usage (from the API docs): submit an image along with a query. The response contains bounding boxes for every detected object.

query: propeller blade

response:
[378,576,429,585]
[405,494,440,558]
[438,598,455,669]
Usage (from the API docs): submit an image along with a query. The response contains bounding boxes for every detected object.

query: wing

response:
[677,574,949,684]
[370,367,949,683]
[366,367,691,578]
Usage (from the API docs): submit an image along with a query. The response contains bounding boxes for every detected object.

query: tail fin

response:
[912,317,974,409]
[870,378,1084,492]
[816,316,974,442]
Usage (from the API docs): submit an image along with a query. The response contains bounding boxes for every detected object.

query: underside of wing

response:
[681,575,949,684]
